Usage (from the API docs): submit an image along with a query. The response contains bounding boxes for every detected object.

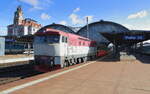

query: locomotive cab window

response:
[34,36,46,43]
[47,35,60,44]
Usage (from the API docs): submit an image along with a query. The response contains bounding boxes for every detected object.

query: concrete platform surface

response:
[0,54,34,64]
[0,56,150,94]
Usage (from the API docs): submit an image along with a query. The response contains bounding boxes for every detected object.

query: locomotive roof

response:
[35,28,91,41]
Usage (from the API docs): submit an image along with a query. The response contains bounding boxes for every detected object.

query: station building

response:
[7,6,41,36]
[5,6,41,54]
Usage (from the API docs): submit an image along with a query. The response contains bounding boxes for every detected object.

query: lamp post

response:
[86,17,89,39]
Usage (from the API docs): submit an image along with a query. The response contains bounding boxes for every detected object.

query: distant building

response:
[7,6,42,36]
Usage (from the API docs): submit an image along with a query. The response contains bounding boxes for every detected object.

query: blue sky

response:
[0,0,150,35]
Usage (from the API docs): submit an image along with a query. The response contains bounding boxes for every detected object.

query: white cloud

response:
[73,8,80,13]
[19,0,52,10]
[59,21,67,25]
[69,13,84,25]
[69,13,94,25]
[41,13,51,20]
[69,8,94,25]
[19,0,39,8]
[127,10,148,19]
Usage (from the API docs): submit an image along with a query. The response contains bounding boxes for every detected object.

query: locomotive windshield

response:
[34,35,60,44]
[47,35,60,43]
[34,36,46,43]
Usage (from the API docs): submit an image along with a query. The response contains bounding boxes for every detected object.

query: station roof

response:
[38,23,76,34]
[77,20,130,43]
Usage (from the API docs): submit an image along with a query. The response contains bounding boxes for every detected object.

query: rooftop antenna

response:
[86,17,89,39]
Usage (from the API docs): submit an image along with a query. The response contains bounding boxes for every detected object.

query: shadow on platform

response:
[123,49,150,64]
[133,53,150,64]
[97,52,121,62]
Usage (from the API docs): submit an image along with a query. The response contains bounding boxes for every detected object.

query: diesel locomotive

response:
[34,28,97,71]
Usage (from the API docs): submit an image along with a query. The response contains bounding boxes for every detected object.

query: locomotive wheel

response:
[82,57,85,63]
[74,58,77,64]
[84,57,88,62]
[77,58,80,64]
[75,58,79,64]
[64,60,69,67]
[63,62,66,68]
[69,59,73,66]
[81,58,84,63]
[66,61,69,67]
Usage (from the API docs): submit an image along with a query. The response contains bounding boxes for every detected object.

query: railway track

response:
[0,63,42,85]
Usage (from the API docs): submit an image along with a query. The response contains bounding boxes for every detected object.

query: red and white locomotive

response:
[34,28,97,71]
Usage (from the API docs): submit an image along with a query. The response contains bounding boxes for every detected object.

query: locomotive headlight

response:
[50,56,54,60]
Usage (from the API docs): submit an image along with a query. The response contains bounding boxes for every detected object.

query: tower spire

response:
[13,5,24,25]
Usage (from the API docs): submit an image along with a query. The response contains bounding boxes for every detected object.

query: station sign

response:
[124,35,145,40]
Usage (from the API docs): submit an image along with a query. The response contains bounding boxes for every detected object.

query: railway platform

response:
[0,54,34,68]
[0,53,150,94]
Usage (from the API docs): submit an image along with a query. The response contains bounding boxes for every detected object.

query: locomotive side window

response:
[62,36,68,43]
[83,42,85,46]
[47,35,60,43]
[79,41,81,46]
[62,36,65,42]
[65,37,68,43]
